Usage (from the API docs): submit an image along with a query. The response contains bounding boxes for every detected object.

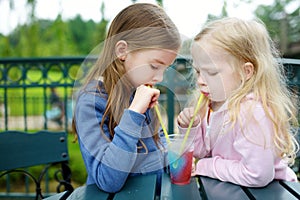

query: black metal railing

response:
[0,57,300,133]
[0,57,91,132]
[0,56,197,133]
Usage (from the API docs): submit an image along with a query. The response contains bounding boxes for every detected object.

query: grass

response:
[1,69,74,116]
[1,87,74,116]
[67,133,87,185]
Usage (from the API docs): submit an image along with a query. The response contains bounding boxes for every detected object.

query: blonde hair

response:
[194,17,298,165]
[73,3,181,146]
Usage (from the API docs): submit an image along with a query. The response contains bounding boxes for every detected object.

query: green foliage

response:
[156,0,163,6]
[254,0,300,57]
[4,88,44,116]
[68,134,87,184]
[0,15,107,57]
[206,1,228,22]
[203,0,300,58]
[1,84,72,116]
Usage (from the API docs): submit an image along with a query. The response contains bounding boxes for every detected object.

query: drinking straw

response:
[179,93,204,154]
[172,93,204,169]
[154,104,171,144]
[148,85,170,144]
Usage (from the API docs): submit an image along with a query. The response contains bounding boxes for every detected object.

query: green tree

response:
[254,0,300,58]
[0,0,109,57]
[0,35,13,57]
[207,1,229,22]
[42,15,76,56]
[24,0,39,56]
[68,15,96,54]
[131,0,163,6]
[93,2,109,46]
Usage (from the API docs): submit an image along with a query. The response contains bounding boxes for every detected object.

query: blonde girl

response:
[73,3,181,193]
[177,17,298,187]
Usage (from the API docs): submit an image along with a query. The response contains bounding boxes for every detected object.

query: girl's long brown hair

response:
[73,3,181,147]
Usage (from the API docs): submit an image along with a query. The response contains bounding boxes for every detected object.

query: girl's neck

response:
[210,101,225,111]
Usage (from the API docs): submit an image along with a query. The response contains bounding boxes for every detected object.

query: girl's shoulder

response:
[79,80,108,98]
[240,93,268,120]
[241,93,262,108]
[75,81,108,109]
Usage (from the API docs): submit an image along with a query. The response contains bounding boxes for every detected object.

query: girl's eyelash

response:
[208,71,218,75]
[194,68,200,74]
[151,64,158,69]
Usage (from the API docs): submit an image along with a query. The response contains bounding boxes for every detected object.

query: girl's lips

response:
[145,84,153,88]
[201,91,209,97]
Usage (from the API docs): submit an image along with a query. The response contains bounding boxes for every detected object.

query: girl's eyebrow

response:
[153,59,167,66]
[193,63,209,71]
[195,62,219,71]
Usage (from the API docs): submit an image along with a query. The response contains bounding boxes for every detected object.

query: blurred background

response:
[0,0,299,58]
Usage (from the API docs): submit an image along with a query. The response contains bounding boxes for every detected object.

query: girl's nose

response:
[197,74,206,86]
[153,72,164,83]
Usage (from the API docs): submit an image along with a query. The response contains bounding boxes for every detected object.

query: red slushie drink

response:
[168,150,193,185]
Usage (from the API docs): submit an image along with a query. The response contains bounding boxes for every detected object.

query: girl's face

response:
[124,49,177,87]
[191,39,241,110]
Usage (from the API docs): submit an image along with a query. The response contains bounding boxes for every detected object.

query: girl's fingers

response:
[178,107,201,128]
[193,115,200,126]
[149,100,158,108]
[129,85,161,113]
[178,113,191,128]
[191,157,196,176]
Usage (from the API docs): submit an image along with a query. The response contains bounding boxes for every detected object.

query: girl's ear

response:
[115,40,128,61]
[243,62,254,81]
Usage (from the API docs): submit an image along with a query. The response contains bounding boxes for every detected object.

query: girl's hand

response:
[191,157,196,176]
[177,107,201,128]
[129,85,160,114]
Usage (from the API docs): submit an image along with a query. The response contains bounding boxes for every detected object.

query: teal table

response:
[45,173,300,200]
[198,176,300,200]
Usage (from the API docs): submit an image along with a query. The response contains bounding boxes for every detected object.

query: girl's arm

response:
[195,106,276,187]
[75,92,145,193]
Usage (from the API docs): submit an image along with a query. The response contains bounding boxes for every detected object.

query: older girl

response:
[73,3,181,193]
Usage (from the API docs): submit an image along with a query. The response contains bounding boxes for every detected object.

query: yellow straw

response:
[148,85,170,144]
[179,93,204,154]
[154,104,171,144]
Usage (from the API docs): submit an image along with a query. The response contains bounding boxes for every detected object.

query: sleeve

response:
[75,92,146,193]
[195,106,276,187]
[178,122,211,159]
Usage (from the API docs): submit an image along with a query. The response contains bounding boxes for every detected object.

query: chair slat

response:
[0,130,69,171]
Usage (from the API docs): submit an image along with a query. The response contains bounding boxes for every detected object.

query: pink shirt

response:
[179,94,297,187]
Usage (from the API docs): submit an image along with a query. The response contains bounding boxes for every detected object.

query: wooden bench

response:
[0,130,74,200]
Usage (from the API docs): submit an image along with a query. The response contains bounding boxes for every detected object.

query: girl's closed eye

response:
[194,68,200,75]
[150,64,159,70]
[207,70,218,76]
